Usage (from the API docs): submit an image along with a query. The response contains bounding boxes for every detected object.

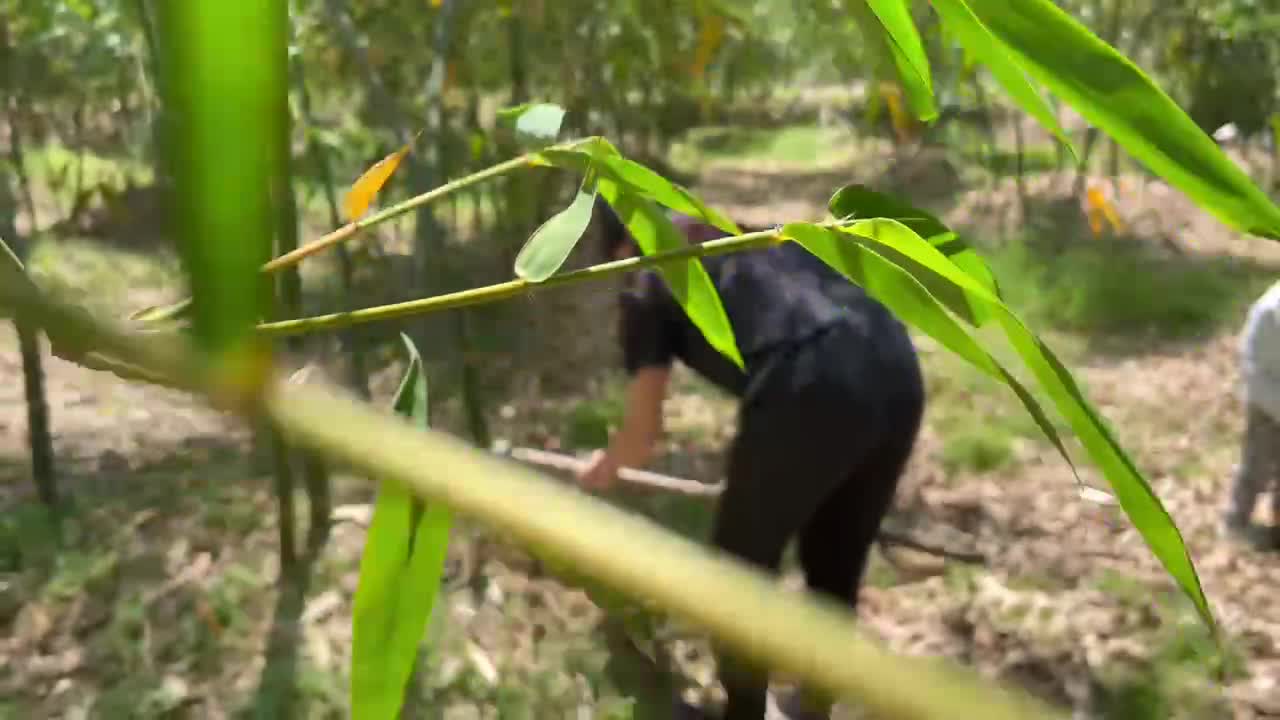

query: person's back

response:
[595,204,926,719]
[620,215,916,401]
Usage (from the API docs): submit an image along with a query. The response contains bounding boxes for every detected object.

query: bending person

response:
[576,198,927,720]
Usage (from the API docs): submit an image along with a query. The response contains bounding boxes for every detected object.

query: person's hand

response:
[577,449,620,492]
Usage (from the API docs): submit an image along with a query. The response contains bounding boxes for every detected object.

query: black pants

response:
[711,319,925,720]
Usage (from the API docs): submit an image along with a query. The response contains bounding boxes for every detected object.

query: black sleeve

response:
[619,272,680,374]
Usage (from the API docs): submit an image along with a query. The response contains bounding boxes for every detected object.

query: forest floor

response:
[2,123,1280,720]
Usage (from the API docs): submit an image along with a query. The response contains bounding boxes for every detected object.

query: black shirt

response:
[620,237,900,397]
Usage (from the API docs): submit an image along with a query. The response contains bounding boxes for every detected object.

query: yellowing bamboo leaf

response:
[1085,182,1125,236]
[880,82,918,144]
[1086,207,1104,237]
[691,14,725,80]
[444,60,458,95]
[344,143,413,222]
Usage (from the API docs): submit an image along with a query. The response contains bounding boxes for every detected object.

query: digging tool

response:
[489,444,986,565]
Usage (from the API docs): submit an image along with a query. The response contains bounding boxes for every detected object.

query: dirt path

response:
[0,327,246,506]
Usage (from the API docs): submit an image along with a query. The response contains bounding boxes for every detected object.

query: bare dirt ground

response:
[2,135,1280,719]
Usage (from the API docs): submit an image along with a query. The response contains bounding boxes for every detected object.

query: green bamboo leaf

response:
[864,0,937,121]
[828,184,1000,325]
[514,173,600,282]
[787,219,1213,629]
[540,142,741,236]
[951,0,1280,239]
[781,221,1074,487]
[597,179,743,369]
[154,3,283,358]
[497,102,567,147]
[351,334,453,720]
[928,0,1075,158]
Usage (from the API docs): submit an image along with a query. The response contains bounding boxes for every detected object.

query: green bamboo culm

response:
[154,1,286,363]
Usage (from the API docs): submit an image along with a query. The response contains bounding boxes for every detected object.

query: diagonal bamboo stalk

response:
[0,263,1060,720]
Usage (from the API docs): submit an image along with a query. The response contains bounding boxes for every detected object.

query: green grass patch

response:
[939,426,1016,475]
[24,234,184,313]
[23,142,153,202]
[984,236,1276,342]
[1092,570,1247,720]
[960,146,1061,176]
[671,124,855,168]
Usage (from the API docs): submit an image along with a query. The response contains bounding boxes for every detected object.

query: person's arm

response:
[578,366,670,491]
[578,272,679,491]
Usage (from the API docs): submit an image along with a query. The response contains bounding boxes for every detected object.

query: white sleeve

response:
[1243,288,1280,420]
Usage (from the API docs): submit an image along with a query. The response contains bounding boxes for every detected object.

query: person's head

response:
[595,195,639,261]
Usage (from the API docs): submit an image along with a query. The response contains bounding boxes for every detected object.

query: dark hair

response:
[594,195,636,259]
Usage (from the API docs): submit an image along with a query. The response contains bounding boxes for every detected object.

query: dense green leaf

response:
[864,0,937,121]
[497,102,567,147]
[351,334,453,720]
[153,3,284,357]
[785,219,1213,629]
[928,0,1075,158]
[596,178,743,369]
[828,184,1000,325]
[954,0,1280,239]
[514,172,600,282]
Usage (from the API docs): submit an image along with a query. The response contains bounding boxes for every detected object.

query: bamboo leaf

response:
[928,0,1075,158]
[344,140,415,223]
[596,179,743,369]
[828,184,1000,325]
[783,219,1213,629]
[514,173,599,282]
[690,13,726,80]
[497,102,566,147]
[949,0,1280,238]
[864,0,937,121]
[540,141,741,236]
[351,334,453,720]
[782,220,1073,482]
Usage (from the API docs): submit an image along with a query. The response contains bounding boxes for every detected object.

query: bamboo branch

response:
[131,147,571,324]
[256,226,789,338]
[261,153,536,274]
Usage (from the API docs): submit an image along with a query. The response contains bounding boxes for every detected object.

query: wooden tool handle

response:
[507,446,725,498]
